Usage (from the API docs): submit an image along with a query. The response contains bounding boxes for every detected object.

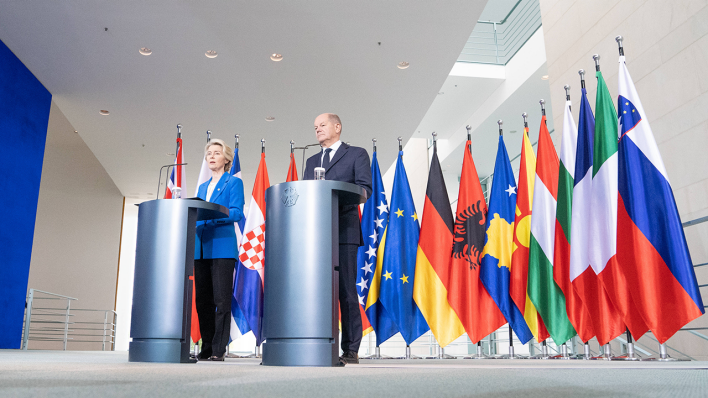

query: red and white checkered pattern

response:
[238,224,265,271]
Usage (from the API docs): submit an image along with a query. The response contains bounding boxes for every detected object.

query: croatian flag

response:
[230,147,251,341]
[235,152,270,345]
[614,55,704,343]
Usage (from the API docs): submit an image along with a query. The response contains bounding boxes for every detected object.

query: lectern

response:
[129,198,228,363]
[262,181,367,367]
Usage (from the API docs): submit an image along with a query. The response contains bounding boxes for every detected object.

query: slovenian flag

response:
[613,55,704,343]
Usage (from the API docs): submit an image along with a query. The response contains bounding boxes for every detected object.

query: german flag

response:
[413,143,465,347]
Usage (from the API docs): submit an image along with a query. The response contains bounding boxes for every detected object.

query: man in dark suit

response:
[304,113,372,365]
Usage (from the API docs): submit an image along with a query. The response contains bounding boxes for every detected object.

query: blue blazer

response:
[194,173,245,260]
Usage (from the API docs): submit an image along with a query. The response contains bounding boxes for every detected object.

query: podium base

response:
[262,338,339,367]
[129,339,193,363]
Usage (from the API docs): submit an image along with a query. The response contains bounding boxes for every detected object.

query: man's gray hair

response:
[327,113,342,129]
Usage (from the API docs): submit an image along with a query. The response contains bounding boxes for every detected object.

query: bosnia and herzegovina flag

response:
[509,124,549,343]
[361,151,398,345]
[413,143,465,348]
[553,99,595,343]
[480,135,533,344]
[379,151,429,345]
[613,55,703,343]
[527,115,576,345]
[569,81,624,346]
[590,69,648,341]
[447,140,506,343]
[230,147,251,341]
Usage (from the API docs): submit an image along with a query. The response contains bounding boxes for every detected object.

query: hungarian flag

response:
[361,152,398,344]
[553,99,595,343]
[509,125,550,343]
[378,150,429,345]
[569,84,624,346]
[235,152,269,345]
[613,56,703,343]
[413,143,465,348]
[591,70,649,340]
[286,152,298,182]
[447,140,506,343]
[480,135,533,344]
[164,137,186,198]
[527,115,576,345]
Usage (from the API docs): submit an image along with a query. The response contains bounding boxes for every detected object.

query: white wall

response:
[27,101,124,350]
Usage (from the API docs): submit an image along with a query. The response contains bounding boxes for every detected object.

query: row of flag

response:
[163,49,703,351]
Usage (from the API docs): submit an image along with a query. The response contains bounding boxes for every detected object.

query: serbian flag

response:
[590,69,649,340]
[413,143,465,347]
[509,124,550,343]
[613,55,704,343]
[229,146,251,341]
[480,135,533,344]
[569,83,625,346]
[553,98,595,343]
[164,137,186,198]
[286,152,298,182]
[447,140,506,343]
[527,115,576,345]
[235,152,270,345]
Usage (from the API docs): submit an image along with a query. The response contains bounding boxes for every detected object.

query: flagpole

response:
[290,140,294,154]
[261,138,266,154]
[537,101,553,361]
[207,130,212,143]
[235,134,239,149]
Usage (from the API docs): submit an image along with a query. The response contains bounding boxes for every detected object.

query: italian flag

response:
[527,115,575,345]
[552,100,595,343]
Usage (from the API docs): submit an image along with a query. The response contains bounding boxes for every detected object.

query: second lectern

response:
[262,181,367,366]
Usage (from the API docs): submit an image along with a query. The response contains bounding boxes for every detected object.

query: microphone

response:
[157,163,188,199]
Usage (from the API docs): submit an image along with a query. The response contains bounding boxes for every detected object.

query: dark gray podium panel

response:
[262,181,367,367]
[129,199,228,363]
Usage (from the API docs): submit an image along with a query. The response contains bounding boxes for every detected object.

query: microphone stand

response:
[157,163,188,199]
[294,143,321,180]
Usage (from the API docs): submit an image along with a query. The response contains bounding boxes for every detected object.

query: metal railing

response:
[22,289,117,351]
[459,0,542,65]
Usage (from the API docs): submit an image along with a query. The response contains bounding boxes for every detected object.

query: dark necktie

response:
[322,148,333,170]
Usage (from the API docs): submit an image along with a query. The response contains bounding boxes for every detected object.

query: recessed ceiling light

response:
[139,47,152,56]
[397,61,410,69]
[99,110,110,115]
[541,75,549,80]
[265,116,275,121]
[74,130,78,133]
[205,50,218,58]
[270,53,283,61]
[510,130,517,134]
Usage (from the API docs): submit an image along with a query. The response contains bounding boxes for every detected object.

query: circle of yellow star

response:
[400,274,409,284]
[383,270,393,280]
[411,212,418,221]
[395,208,404,217]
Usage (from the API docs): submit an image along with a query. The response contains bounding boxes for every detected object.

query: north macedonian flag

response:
[509,124,550,343]
[480,135,533,344]
[447,140,506,343]
[413,143,465,348]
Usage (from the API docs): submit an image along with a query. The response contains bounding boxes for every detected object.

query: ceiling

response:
[0,0,489,198]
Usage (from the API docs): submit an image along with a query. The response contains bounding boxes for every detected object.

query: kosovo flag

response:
[379,151,429,345]
[360,152,399,345]
[479,136,533,344]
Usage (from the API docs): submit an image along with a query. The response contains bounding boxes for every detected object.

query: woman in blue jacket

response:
[194,138,244,361]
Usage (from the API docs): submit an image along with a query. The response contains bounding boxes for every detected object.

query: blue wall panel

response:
[0,39,52,349]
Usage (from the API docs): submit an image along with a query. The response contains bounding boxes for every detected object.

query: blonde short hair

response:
[204,139,233,172]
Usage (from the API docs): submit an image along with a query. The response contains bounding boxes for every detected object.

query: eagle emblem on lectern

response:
[281,187,298,207]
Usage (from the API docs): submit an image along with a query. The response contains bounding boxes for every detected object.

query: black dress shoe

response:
[197,351,212,360]
[339,351,359,364]
[210,354,225,361]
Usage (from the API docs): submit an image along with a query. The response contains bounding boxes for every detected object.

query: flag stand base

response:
[495,346,528,359]
[363,346,393,360]
[644,343,688,362]
[549,343,579,360]
[463,344,492,359]
[436,347,456,359]
[528,341,551,359]
[238,345,262,359]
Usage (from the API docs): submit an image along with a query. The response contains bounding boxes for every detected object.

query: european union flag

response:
[378,151,429,345]
[360,152,398,345]
[479,136,533,344]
